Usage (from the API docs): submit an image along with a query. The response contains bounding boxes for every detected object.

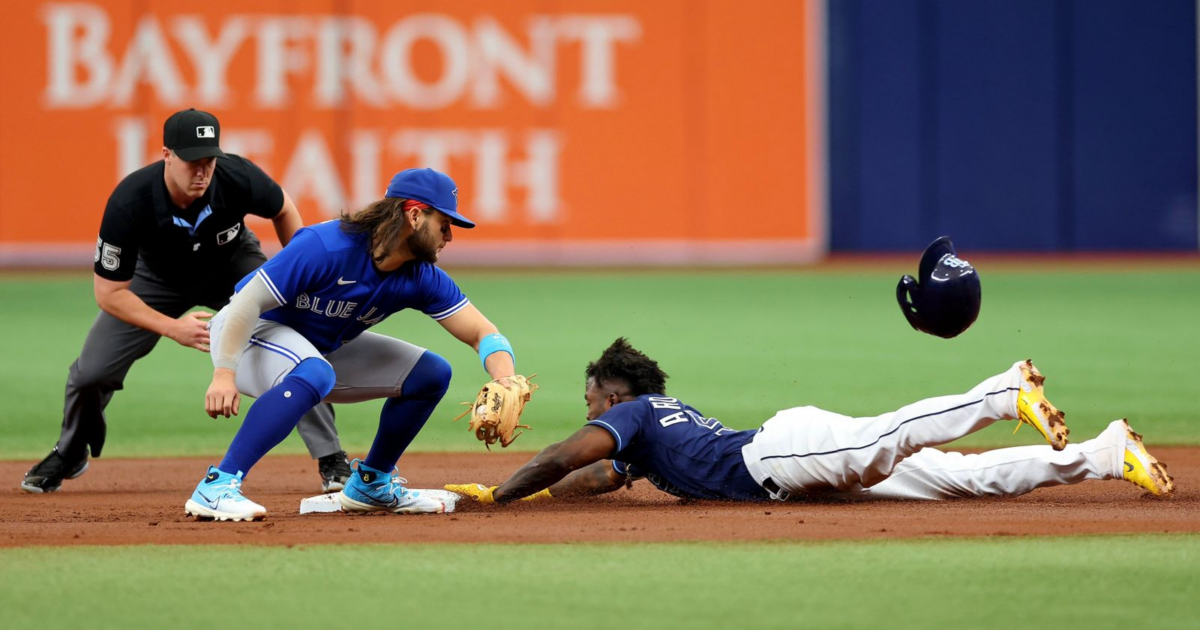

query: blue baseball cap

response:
[384,168,475,228]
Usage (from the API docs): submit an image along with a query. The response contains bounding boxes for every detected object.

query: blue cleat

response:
[339,459,445,514]
[185,466,267,522]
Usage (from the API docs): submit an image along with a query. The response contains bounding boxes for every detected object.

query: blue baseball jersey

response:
[586,395,770,501]
[234,221,469,353]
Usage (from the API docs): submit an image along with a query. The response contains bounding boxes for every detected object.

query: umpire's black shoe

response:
[318,451,352,493]
[20,448,89,493]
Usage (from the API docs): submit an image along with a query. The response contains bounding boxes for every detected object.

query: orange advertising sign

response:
[0,0,824,266]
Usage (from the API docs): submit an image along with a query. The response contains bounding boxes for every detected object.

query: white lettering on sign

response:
[43,3,112,107]
[281,130,349,213]
[59,3,638,226]
[109,15,185,106]
[556,16,642,107]
[379,14,472,109]
[41,4,642,111]
[471,16,556,108]
[254,17,313,108]
[112,120,565,222]
[173,16,250,106]
[314,17,386,108]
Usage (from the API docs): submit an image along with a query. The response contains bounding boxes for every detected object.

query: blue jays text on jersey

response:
[233,221,469,354]
[586,395,770,501]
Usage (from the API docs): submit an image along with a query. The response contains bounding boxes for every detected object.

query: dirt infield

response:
[2,449,1197,548]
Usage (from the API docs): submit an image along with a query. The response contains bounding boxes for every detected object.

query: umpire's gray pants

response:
[56,241,340,460]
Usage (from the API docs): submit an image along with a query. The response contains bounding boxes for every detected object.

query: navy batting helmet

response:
[896,236,981,339]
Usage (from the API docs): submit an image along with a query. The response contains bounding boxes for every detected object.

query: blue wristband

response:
[478,333,515,370]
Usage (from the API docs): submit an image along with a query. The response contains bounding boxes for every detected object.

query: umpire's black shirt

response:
[94,154,284,290]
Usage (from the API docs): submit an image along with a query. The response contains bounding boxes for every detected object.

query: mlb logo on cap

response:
[163,109,226,161]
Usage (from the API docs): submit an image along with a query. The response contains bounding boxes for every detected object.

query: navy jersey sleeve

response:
[612,460,646,479]
[248,228,334,306]
[586,401,648,458]
[415,264,470,320]
[223,154,284,219]
[94,197,139,281]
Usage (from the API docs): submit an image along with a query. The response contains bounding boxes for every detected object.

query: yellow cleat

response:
[1119,419,1175,497]
[1014,360,1069,450]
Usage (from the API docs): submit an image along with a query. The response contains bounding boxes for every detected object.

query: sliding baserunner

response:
[448,338,1174,504]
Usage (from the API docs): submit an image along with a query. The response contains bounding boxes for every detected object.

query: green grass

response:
[1,269,1197,460]
[1,535,1197,630]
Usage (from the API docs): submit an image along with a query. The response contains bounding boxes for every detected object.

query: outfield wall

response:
[829,0,1200,252]
[4,1,1195,268]
[0,0,825,268]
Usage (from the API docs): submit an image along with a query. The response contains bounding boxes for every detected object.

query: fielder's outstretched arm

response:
[492,425,617,504]
[437,304,516,380]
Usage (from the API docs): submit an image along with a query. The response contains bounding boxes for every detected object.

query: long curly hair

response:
[585,337,669,396]
[339,197,432,264]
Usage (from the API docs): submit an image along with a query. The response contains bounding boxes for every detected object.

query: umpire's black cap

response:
[896,236,982,339]
[164,109,226,161]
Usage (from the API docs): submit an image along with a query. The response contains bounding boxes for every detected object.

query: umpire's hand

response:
[206,368,241,418]
[167,311,213,351]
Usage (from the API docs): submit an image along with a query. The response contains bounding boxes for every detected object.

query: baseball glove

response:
[454,375,537,449]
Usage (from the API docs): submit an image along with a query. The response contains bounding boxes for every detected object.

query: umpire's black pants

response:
[56,233,341,460]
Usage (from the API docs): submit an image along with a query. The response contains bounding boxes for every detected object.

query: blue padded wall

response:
[828,0,1197,252]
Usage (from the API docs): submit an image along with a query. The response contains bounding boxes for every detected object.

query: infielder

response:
[20,109,348,495]
[186,167,527,521]
[448,338,1174,504]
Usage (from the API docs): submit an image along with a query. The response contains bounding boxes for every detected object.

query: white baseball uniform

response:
[740,361,1125,500]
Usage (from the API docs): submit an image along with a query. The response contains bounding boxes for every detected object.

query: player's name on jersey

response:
[648,397,737,435]
[294,294,385,325]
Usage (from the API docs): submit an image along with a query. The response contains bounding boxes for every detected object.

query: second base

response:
[299,490,462,514]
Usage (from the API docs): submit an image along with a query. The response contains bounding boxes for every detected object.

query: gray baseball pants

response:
[55,235,341,460]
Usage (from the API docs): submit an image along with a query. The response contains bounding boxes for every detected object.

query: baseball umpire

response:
[20,109,351,494]
[448,338,1174,504]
